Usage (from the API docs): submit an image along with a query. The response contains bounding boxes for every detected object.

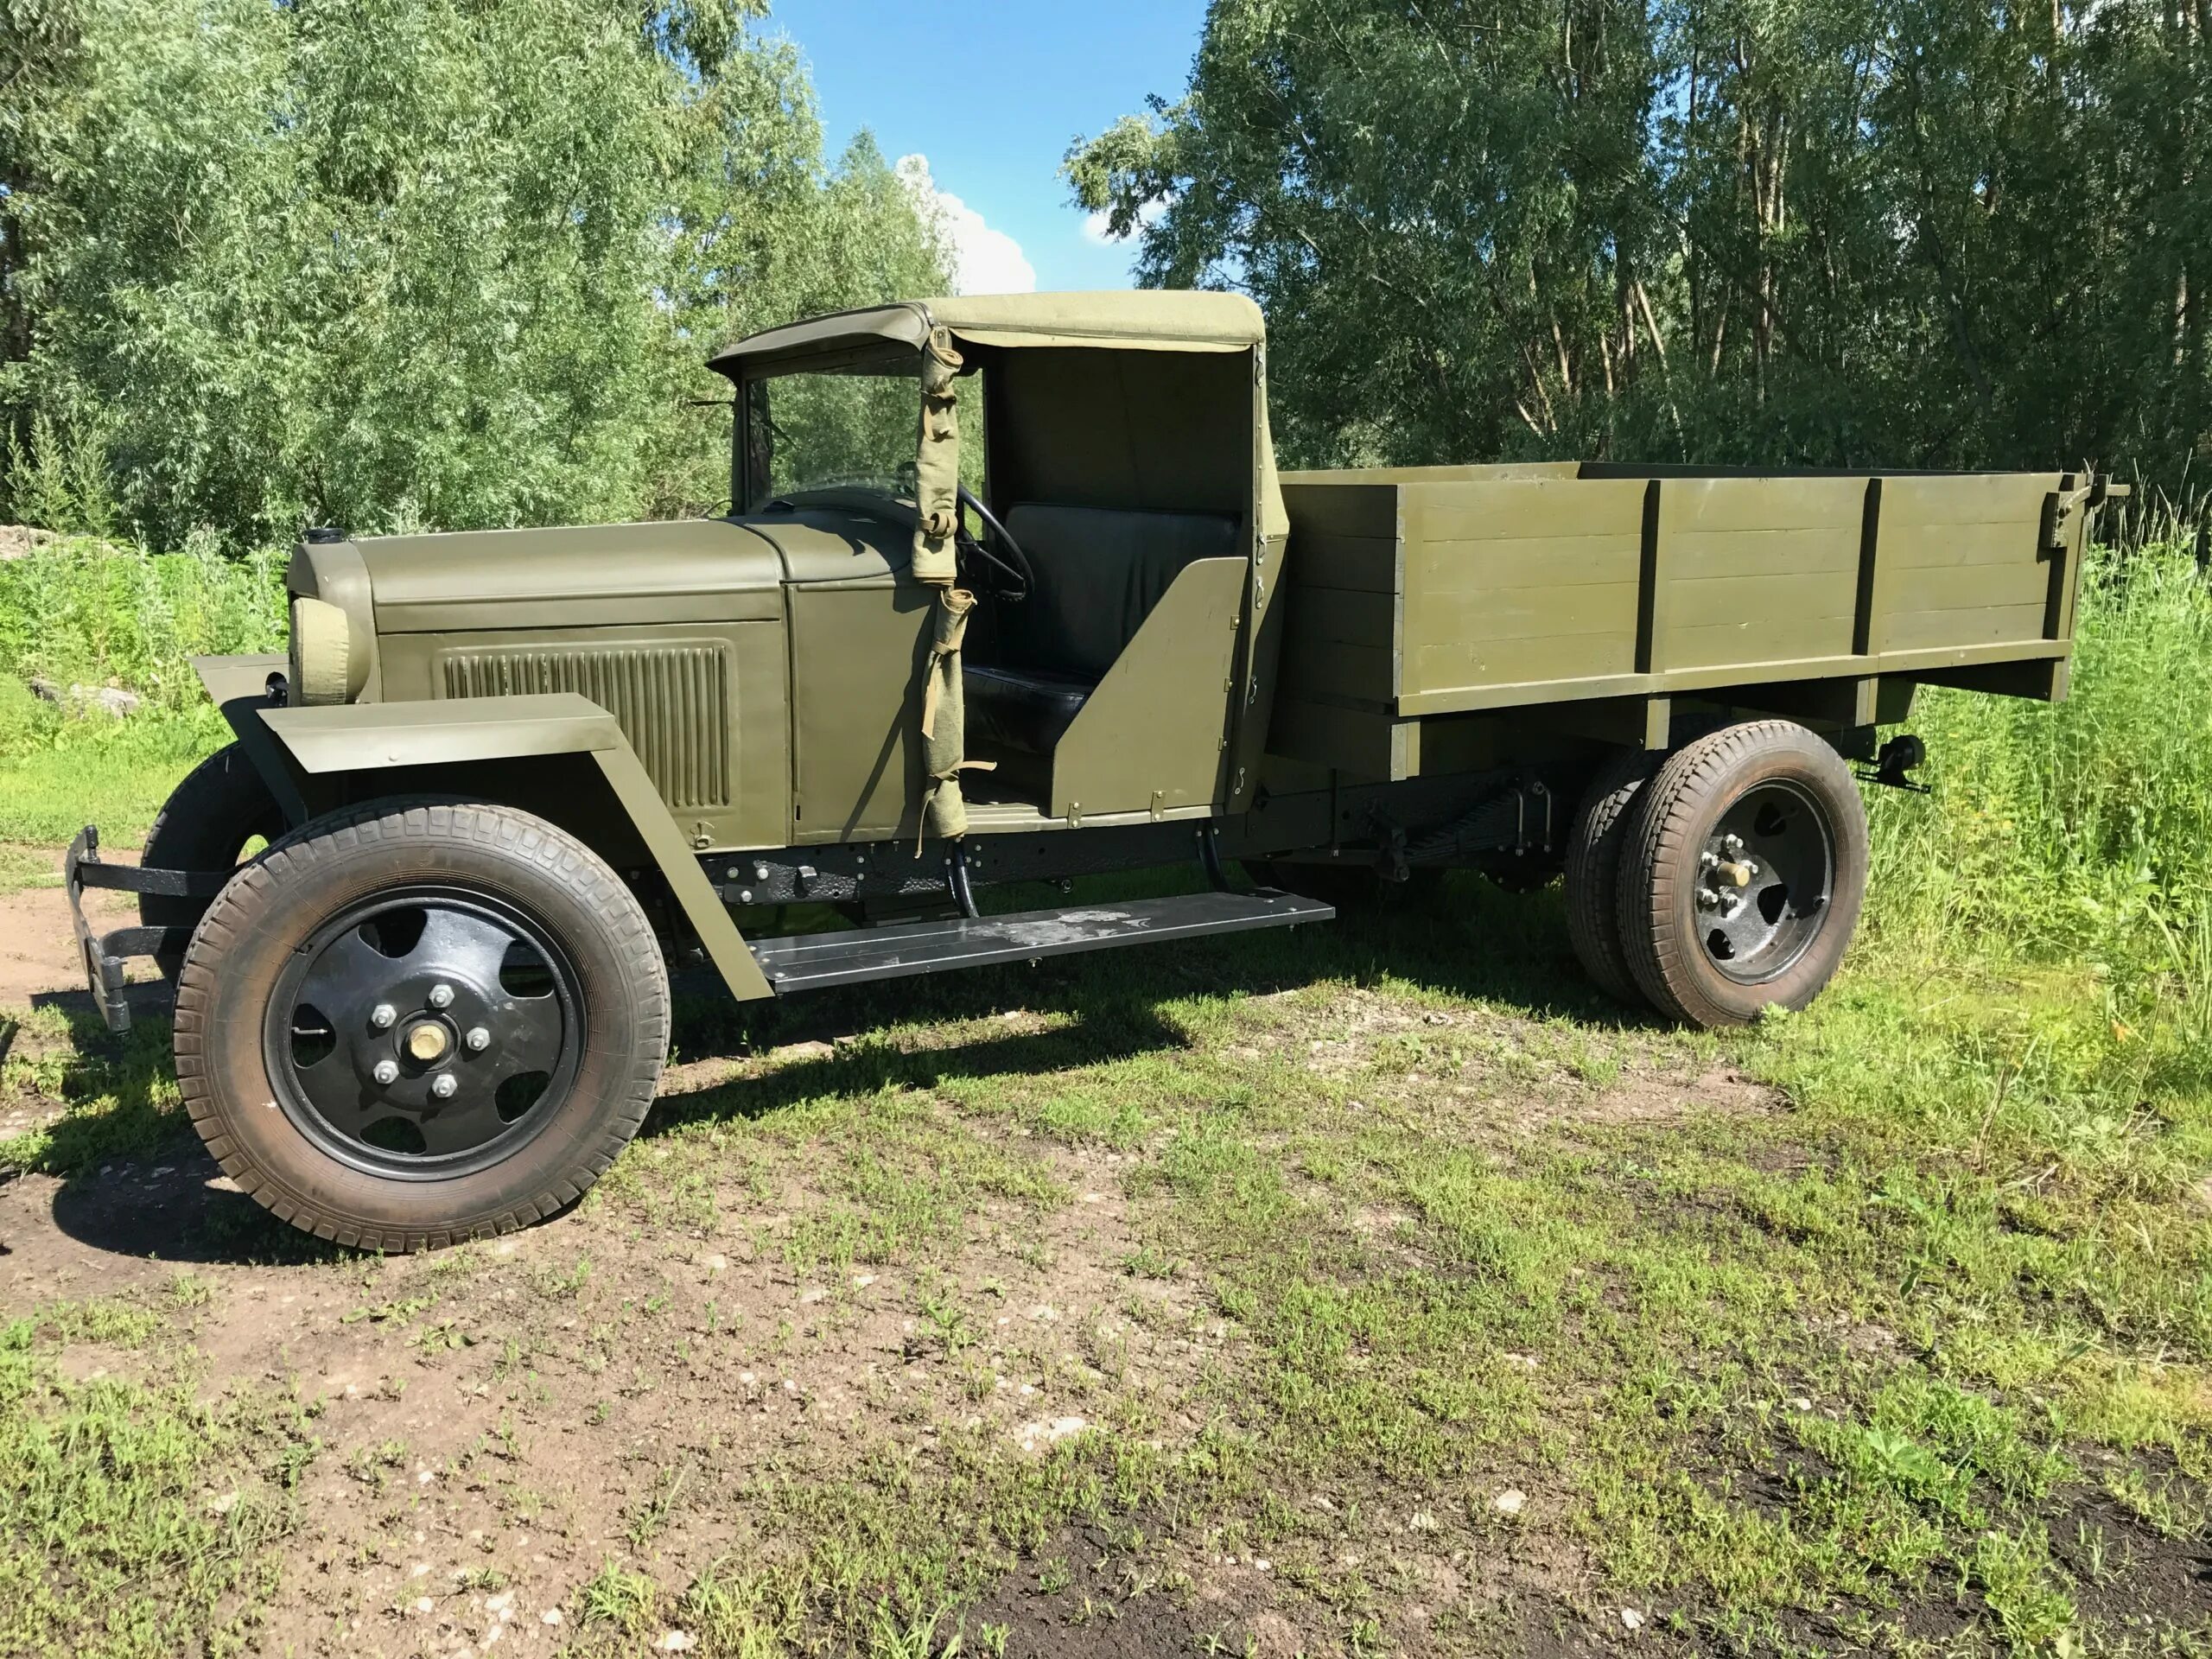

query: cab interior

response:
[951,342,1255,811]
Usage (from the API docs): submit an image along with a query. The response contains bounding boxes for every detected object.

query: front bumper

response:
[63,826,231,1033]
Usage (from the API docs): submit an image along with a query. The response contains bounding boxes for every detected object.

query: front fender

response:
[247,692,773,1002]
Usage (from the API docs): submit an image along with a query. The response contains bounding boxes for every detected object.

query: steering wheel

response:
[955,486,1033,602]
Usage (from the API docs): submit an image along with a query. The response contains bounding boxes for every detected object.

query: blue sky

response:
[763,0,1205,293]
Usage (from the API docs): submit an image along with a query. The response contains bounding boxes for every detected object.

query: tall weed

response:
[1862,544,2212,1040]
[0,535,286,718]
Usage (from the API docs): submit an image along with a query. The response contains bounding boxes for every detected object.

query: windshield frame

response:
[734,343,925,516]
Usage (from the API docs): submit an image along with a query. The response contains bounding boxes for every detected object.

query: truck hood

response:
[358,509,911,634]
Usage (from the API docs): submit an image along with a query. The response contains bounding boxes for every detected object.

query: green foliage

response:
[1,0,950,548]
[1071,0,2212,503]
[1862,545,2212,1040]
[0,537,286,713]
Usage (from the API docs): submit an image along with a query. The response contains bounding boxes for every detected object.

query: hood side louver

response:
[439,643,732,809]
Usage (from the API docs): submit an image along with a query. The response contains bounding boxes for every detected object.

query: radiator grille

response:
[440,644,731,809]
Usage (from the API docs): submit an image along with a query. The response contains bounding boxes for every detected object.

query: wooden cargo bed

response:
[1269,461,2101,779]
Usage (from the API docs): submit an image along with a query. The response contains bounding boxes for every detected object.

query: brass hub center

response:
[405,1021,451,1063]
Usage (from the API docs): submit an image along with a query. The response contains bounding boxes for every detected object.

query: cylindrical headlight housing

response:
[288,596,361,705]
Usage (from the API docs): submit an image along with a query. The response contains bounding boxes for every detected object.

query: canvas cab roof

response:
[707,290,1268,374]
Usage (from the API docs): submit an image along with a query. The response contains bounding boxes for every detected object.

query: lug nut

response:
[430,1073,458,1100]
[372,1059,399,1086]
[465,1026,491,1052]
[371,1003,397,1030]
[428,982,454,1009]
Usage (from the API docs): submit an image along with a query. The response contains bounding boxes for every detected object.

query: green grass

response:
[0,1294,320,1657]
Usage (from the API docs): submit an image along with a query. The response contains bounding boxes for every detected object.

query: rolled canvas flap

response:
[912,327,963,584]
[920,587,980,843]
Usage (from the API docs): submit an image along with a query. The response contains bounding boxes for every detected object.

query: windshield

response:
[747,363,918,506]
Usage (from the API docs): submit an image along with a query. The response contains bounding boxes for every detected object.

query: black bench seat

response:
[961,503,1239,758]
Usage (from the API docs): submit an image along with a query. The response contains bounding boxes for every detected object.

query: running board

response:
[749,888,1334,995]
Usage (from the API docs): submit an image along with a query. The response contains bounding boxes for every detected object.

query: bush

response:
[0,536,287,715]
[1862,544,2212,1038]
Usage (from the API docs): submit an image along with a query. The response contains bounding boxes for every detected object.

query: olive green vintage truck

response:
[66,291,2115,1249]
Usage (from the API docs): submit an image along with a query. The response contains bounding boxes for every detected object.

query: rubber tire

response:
[1613,720,1869,1028]
[174,799,670,1251]
[1563,747,1662,1008]
[140,743,288,978]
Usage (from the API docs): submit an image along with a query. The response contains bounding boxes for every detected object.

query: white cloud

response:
[896,154,1036,296]
[1082,199,1168,245]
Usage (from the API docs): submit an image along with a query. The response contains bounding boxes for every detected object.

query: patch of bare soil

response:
[0,843,167,1008]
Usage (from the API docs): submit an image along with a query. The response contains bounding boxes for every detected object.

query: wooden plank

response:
[1397,671,1656,717]
[1880,603,2051,653]
[1278,584,1396,649]
[1281,481,1401,540]
[1409,629,1640,690]
[1526,696,1674,750]
[1407,539,1640,592]
[1666,609,1857,671]
[1892,562,2051,614]
[1268,695,1415,779]
[1399,477,1650,544]
[1292,533,1400,594]
[1874,639,2069,672]
[1411,585,1643,645]
[1281,639,1396,705]
[1914,658,2069,702]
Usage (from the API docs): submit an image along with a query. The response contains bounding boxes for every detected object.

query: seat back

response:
[997,505,1240,681]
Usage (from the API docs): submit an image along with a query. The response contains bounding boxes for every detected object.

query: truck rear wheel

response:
[1613,721,1868,1027]
[1564,747,1660,1008]
[140,743,287,979]
[174,799,670,1250]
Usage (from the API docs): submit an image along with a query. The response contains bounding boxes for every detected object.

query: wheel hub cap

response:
[404,1020,451,1063]
[1694,782,1835,984]
[263,888,583,1179]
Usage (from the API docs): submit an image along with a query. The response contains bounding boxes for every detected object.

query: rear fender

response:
[238,691,773,1002]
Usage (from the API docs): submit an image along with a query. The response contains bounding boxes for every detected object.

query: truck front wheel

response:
[1613,721,1868,1027]
[174,800,670,1250]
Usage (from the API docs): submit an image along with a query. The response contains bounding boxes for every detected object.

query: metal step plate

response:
[750,888,1335,995]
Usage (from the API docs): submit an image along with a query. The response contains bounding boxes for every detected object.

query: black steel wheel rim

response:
[263,885,585,1179]
[1694,780,1835,984]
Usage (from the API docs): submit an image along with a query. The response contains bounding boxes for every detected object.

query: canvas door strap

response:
[911,327,963,586]
[918,586,993,851]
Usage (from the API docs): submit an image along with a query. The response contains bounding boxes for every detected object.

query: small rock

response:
[73,683,141,718]
[206,1491,239,1515]
[1408,1508,1440,1532]
[658,1632,698,1652]
[702,1254,729,1274]
[1028,1304,1059,1323]
[486,1592,513,1613]
[852,1273,875,1287]
[540,1610,563,1627]
[771,1040,835,1063]
[1621,1608,1646,1631]
[798,1286,826,1304]
[1790,1396,1812,1412]
[1493,1488,1527,1516]
[414,1596,435,1614]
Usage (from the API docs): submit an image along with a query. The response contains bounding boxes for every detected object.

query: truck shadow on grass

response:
[36,874,1638,1262]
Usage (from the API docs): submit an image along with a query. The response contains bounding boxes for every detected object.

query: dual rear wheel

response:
[1565,720,1870,1027]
